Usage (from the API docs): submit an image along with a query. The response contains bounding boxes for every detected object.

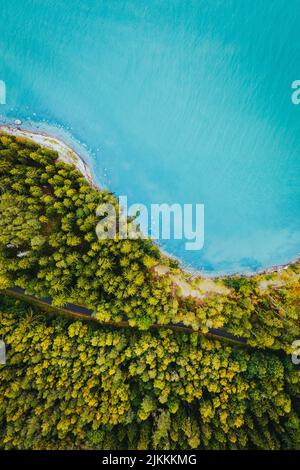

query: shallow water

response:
[1,0,300,275]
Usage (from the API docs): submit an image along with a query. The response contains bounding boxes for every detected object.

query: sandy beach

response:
[0,124,99,190]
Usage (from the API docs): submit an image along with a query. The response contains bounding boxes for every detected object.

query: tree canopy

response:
[0,296,299,450]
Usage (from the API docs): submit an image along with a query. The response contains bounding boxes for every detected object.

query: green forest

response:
[0,133,299,449]
[1,295,300,450]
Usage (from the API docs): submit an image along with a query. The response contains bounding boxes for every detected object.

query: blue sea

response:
[1,0,300,275]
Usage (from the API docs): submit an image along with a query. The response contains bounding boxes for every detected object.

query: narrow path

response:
[4,287,248,347]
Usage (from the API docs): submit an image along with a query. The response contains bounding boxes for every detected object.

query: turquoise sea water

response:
[1,0,300,275]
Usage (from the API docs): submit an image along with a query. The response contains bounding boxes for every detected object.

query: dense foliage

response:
[0,132,299,353]
[0,133,176,330]
[0,296,299,450]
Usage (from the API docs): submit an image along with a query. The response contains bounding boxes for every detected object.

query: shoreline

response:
[0,123,298,283]
[0,124,99,190]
